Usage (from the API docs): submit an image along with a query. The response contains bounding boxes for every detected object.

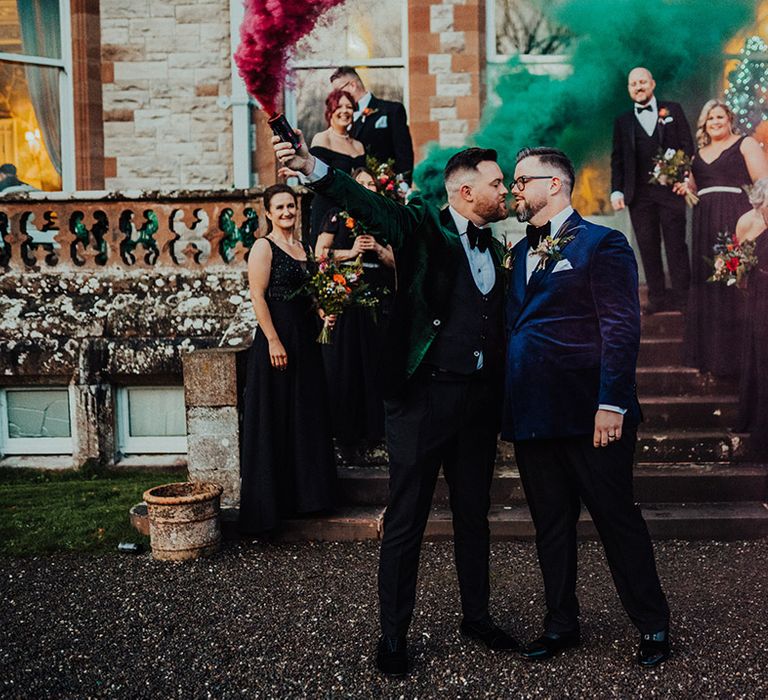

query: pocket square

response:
[552,259,573,273]
[374,115,388,129]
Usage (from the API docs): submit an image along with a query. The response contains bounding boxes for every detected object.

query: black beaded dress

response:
[736,230,768,454]
[684,137,753,377]
[239,238,336,533]
[308,146,366,247]
[319,208,395,447]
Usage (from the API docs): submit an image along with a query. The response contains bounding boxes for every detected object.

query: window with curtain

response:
[0,0,64,192]
[284,0,408,143]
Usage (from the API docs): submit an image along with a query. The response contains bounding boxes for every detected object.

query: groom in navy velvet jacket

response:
[502,147,671,667]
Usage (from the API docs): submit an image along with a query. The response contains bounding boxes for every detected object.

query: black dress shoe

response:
[637,630,670,667]
[460,618,520,651]
[520,631,581,661]
[376,635,408,677]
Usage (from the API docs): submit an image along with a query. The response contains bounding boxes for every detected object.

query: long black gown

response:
[239,239,336,533]
[684,137,753,377]
[308,146,366,247]
[318,208,395,447]
[736,230,768,454]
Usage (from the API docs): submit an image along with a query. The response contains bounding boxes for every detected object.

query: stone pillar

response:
[408,0,485,156]
[182,348,241,507]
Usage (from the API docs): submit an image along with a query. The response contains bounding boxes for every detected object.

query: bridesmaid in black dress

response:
[315,167,397,449]
[734,178,768,455]
[308,89,366,246]
[682,100,768,377]
[239,184,336,533]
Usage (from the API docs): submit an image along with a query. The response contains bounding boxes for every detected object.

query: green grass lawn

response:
[0,467,187,557]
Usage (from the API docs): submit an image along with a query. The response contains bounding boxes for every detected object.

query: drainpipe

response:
[225,0,252,188]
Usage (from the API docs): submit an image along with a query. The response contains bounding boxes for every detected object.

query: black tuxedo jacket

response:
[350,94,414,179]
[501,211,642,441]
[610,100,694,206]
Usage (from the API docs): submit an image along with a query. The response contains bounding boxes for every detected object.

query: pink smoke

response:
[234,0,347,115]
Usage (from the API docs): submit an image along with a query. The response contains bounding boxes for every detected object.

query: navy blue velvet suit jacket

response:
[501,211,642,442]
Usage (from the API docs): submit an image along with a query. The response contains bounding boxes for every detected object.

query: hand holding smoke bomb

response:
[272,132,315,177]
[268,113,302,151]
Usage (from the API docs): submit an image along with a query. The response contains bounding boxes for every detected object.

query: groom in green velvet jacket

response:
[274,135,516,677]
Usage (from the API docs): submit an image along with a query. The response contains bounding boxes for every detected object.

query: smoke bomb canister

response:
[268,113,302,150]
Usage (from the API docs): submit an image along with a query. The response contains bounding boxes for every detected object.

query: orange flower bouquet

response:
[302,254,380,343]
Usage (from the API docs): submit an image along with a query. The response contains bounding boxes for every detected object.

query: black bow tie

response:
[635,104,653,113]
[467,221,492,253]
[526,221,551,249]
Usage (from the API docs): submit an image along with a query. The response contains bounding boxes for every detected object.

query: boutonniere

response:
[361,107,378,122]
[529,233,577,273]
[658,107,673,124]
[501,237,515,271]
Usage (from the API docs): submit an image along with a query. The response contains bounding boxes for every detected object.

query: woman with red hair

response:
[307,89,367,245]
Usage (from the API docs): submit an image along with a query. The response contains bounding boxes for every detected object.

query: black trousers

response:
[514,428,670,635]
[378,369,499,638]
[629,194,690,306]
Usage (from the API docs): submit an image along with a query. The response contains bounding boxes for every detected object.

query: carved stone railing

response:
[0,188,307,272]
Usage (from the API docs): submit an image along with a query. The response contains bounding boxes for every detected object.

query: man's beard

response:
[476,197,508,224]
[515,194,546,222]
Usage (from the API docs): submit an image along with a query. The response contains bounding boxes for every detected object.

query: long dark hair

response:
[263,183,297,233]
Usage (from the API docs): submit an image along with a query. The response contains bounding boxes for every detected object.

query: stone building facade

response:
[100,0,234,190]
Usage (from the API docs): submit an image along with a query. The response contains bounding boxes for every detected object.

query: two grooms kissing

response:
[273,135,670,677]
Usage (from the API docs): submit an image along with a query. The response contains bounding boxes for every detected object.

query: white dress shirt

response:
[526,205,574,283]
[353,92,372,122]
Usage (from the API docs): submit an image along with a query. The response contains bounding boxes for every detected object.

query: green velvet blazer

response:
[310,168,506,398]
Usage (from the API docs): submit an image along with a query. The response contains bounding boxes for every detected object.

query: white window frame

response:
[0,386,76,455]
[284,0,410,126]
[0,0,76,192]
[485,0,571,75]
[116,386,188,455]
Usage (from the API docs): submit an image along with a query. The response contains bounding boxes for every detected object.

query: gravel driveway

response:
[1,540,767,698]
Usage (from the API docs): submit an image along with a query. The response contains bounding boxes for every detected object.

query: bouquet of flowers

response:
[706,231,758,287]
[302,254,380,343]
[366,155,410,203]
[649,148,699,206]
[337,210,368,238]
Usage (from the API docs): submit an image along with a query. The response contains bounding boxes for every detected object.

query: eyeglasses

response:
[335,79,353,92]
[509,175,555,191]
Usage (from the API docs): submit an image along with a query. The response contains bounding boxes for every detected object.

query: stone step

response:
[425,502,768,541]
[493,431,751,464]
[641,311,684,338]
[640,395,739,429]
[218,502,768,542]
[638,338,683,367]
[636,367,731,397]
[337,464,768,507]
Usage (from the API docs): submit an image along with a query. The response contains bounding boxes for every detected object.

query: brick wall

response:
[100,0,233,190]
[408,0,484,157]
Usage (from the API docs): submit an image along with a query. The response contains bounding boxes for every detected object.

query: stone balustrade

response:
[0,188,291,272]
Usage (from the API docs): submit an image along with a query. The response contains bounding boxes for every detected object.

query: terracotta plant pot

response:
[143,482,224,561]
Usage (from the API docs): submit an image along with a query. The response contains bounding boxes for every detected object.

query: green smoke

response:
[414,0,757,204]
